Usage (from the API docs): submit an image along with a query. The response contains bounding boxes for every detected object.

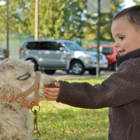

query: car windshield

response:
[63,42,84,51]
[88,47,98,52]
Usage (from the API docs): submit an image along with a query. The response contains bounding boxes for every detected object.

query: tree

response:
[38,0,87,39]
[132,0,140,4]
[84,0,125,41]
[0,0,125,41]
[0,0,33,40]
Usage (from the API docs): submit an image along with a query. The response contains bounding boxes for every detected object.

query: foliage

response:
[132,0,140,4]
[0,0,125,41]
[95,0,125,41]
[31,77,109,140]
[82,0,125,42]
[38,0,87,39]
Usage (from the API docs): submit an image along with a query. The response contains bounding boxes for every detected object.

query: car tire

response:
[71,60,85,75]
[28,59,38,71]
[88,68,96,75]
[44,70,56,75]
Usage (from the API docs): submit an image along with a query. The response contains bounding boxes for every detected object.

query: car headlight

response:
[85,55,91,59]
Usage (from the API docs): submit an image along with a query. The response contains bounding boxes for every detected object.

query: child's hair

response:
[113,5,140,29]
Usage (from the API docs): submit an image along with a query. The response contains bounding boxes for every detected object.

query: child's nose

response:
[114,42,119,49]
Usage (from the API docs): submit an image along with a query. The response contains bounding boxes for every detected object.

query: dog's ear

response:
[0,84,21,98]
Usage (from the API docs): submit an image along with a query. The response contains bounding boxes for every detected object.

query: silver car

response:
[19,39,108,75]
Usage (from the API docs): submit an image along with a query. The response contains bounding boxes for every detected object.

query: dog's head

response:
[0,58,56,108]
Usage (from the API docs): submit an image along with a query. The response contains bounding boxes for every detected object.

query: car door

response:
[39,41,70,69]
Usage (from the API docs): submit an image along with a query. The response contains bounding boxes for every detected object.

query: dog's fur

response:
[0,58,56,140]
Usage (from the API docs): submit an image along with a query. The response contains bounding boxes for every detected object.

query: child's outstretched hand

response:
[44,82,60,101]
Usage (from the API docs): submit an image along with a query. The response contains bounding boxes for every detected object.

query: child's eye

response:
[119,36,124,40]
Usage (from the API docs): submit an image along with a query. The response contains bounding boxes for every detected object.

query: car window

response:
[51,42,62,50]
[40,42,51,50]
[26,42,40,50]
[102,47,113,55]
[39,42,62,51]
[88,48,98,52]
[63,42,84,51]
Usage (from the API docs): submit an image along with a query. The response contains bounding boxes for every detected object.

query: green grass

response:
[31,78,109,140]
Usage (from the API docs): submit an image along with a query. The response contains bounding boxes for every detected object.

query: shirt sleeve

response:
[56,61,140,109]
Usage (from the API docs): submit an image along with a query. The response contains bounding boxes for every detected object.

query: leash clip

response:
[31,105,41,139]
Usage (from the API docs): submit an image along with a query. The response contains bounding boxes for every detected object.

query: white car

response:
[87,51,108,74]
[19,39,108,75]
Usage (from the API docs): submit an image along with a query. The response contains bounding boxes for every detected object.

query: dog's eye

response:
[17,74,30,81]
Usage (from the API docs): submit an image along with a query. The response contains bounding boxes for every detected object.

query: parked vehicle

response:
[19,39,108,75]
[87,44,117,71]
[0,49,5,60]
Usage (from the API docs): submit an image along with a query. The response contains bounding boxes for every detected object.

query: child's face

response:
[111,16,140,55]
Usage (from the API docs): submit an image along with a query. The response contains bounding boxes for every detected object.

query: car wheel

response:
[88,68,96,75]
[28,59,38,71]
[44,70,56,75]
[71,60,85,75]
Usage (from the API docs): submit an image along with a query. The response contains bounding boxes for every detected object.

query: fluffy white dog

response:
[0,58,56,140]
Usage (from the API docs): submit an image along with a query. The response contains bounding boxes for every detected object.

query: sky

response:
[124,0,135,8]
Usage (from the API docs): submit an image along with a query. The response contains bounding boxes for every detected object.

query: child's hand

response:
[44,82,60,101]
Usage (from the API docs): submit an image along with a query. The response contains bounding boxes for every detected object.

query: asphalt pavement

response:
[52,70,113,80]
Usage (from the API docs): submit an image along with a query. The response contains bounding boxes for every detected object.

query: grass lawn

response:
[31,77,109,140]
